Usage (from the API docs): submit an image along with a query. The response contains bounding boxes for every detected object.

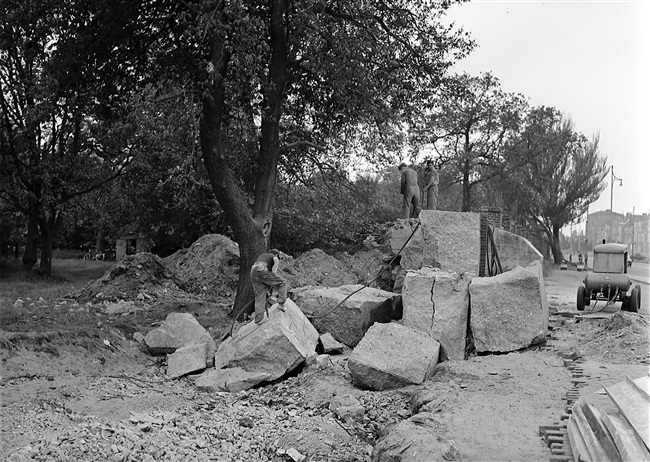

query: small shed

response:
[116,236,151,261]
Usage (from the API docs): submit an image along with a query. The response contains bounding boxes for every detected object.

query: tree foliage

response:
[501,108,608,262]
[0,0,138,272]
[112,0,475,312]
[410,72,528,211]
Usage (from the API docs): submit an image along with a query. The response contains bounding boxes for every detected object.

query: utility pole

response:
[609,166,623,242]
[631,206,635,255]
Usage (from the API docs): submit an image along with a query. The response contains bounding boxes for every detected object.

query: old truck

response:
[577,243,641,313]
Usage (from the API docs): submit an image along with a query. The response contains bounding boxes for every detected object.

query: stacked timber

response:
[566,374,649,462]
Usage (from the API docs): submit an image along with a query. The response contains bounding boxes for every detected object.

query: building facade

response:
[586,210,649,259]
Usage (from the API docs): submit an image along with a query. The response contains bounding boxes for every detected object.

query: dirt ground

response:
[1,254,649,461]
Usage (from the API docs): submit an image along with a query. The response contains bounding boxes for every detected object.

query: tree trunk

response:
[22,210,40,271]
[39,218,54,275]
[550,223,562,264]
[461,156,471,212]
[199,0,289,318]
[38,209,63,275]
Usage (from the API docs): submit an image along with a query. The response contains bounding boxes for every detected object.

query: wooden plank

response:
[600,411,650,462]
[604,376,650,449]
[567,416,592,462]
[572,402,610,461]
[577,398,622,462]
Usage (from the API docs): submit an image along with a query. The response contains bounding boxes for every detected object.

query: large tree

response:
[410,72,528,211]
[130,0,474,312]
[502,108,608,263]
[0,0,139,273]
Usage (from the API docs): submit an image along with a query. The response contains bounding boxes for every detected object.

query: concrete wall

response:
[392,211,481,275]
[493,227,543,272]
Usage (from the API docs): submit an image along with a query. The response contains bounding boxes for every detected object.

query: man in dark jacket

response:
[250,249,287,324]
[398,163,421,219]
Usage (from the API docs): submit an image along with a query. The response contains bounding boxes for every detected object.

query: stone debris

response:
[348,322,440,390]
[401,267,470,360]
[194,366,271,393]
[329,394,365,422]
[214,300,319,383]
[292,284,402,347]
[372,412,461,461]
[104,300,140,315]
[166,342,208,378]
[144,312,216,364]
[470,260,548,353]
[318,332,345,354]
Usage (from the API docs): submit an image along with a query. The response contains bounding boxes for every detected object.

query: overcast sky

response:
[443,0,650,222]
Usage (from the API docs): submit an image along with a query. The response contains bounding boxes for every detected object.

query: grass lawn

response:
[0,258,113,303]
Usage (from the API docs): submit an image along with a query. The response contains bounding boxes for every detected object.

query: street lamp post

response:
[609,166,623,242]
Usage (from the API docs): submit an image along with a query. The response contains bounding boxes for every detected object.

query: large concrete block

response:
[214,300,318,381]
[469,260,548,353]
[144,312,216,363]
[167,342,208,378]
[348,322,440,390]
[402,268,470,360]
[292,285,402,347]
[392,211,481,274]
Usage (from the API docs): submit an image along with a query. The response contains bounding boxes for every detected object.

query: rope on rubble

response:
[308,220,422,320]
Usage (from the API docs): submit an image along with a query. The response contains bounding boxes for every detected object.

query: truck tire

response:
[629,288,639,313]
[635,285,642,307]
[577,286,586,311]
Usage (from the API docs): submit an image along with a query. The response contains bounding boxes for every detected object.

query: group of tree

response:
[1,0,608,313]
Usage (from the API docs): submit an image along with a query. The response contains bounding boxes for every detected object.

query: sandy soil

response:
[1,262,648,461]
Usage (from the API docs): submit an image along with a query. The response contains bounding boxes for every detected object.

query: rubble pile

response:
[69,253,187,303]
[279,248,359,290]
[584,311,650,363]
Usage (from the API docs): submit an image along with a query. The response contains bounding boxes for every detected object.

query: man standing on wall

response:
[398,163,421,219]
[423,160,439,210]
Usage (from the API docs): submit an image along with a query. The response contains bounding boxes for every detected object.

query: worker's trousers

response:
[250,266,287,323]
[402,186,421,219]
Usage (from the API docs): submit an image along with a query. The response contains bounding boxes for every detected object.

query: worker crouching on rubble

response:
[250,249,287,325]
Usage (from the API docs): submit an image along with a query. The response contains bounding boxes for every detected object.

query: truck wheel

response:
[577,286,586,311]
[635,285,642,307]
[629,288,640,313]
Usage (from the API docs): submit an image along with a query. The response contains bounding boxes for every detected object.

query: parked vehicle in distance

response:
[577,243,641,313]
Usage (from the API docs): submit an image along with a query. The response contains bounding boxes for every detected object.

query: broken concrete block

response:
[469,260,549,353]
[402,268,470,361]
[194,367,271,393]
[144,312,216,364]
[292,285,402,347]
[167,342,207,378]
[347,322,440,390]
[329,394,365,422]
[319,333,345,354]
[372,412,461,461]
[214,300,318,382]
[395,210,481,274]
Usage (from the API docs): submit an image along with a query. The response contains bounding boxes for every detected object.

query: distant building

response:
[586,209,649,259]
